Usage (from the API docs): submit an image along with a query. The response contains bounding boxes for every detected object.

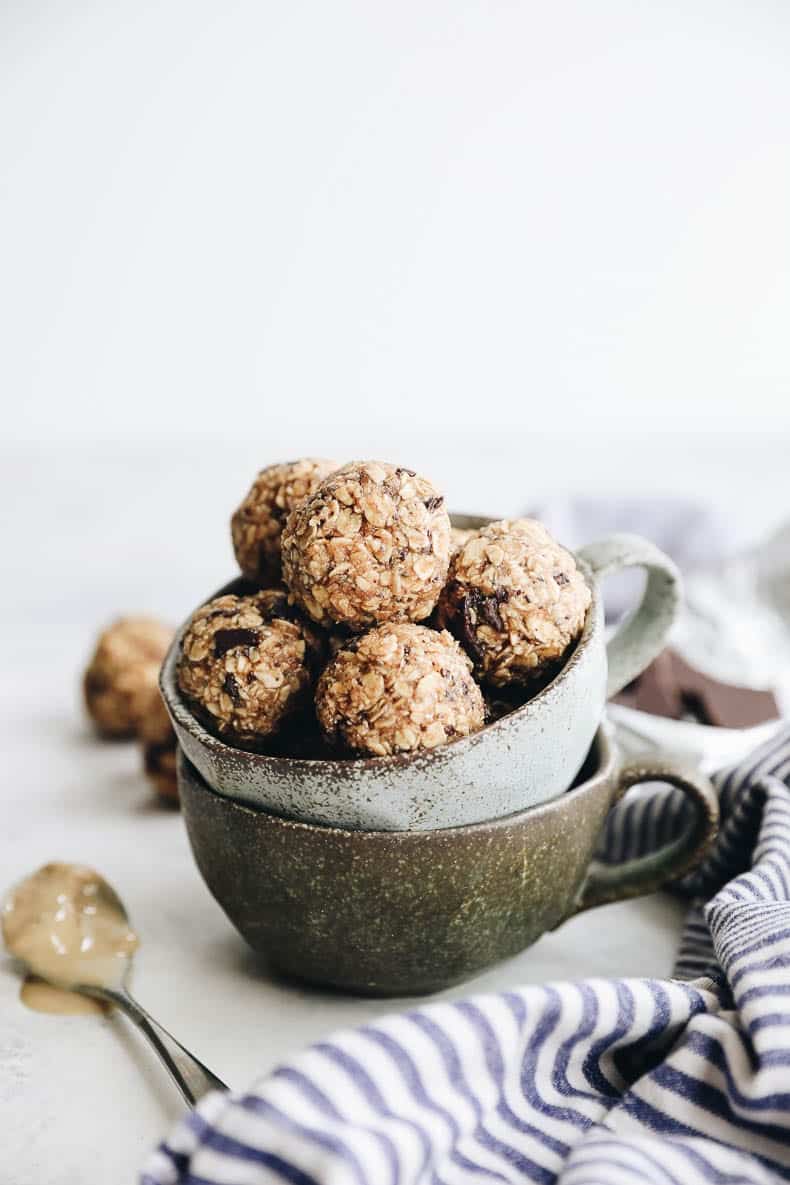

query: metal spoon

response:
[76,974,228,1105]
[3,862,227,1106]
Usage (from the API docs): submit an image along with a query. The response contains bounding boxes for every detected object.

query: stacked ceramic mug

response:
[161,459,718,994]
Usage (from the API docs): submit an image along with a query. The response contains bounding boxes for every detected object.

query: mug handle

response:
[572,758,719,914]
[576,534,682,698]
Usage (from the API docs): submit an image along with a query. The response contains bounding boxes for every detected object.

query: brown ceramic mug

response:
[178,725,717,995]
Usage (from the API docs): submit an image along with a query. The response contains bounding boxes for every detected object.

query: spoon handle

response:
[88,985,227,1105]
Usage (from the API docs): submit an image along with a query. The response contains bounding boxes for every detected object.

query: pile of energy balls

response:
[81,457,592,787]
[83,617,177,800]
[177,459,592,760]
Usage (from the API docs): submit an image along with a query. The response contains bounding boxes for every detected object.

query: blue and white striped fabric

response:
[143,725,790,1185]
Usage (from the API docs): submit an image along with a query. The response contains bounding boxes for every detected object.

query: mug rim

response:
[177,723,617,840]
[162,551,602,776]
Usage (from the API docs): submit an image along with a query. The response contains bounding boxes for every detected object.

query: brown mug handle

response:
[572,759,719,914]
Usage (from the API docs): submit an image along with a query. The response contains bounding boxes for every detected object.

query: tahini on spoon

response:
[2,862,227,1106]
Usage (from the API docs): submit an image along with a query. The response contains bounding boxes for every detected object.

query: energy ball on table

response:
[177,590,324,748]
[281,461,451,630]
[437,518,591,688]
[138,689,178,803]
[84,617,173,738]
[315,623,485,757]
[231,458,338,586]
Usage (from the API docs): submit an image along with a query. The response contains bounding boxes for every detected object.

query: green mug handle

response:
[576,534,682,698]
[572,758,719,914]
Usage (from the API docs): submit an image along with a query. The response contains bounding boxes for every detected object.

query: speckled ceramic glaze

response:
[178,726,717,994]
[161,519,681,831]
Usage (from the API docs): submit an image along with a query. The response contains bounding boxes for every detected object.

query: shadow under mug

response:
[178,725,718,995]
[162,525,683,831]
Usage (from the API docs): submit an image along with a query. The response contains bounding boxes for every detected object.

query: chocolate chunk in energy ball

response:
[138,688,179,802]
[84,617,173,739]
[177,590,324,748]
[315,623,485,757]
[231,459,338,586]
[281,461,452,630]
[437,518,591,688]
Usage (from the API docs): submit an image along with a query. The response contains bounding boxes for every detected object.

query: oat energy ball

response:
[138,689,178,802]
[177,590,323,747]
[450,526,478,555]
[315,623,484,757]
[281,461,451,630]
[231,459,338,585]
[84,617,173,738]
[437,518,591,688]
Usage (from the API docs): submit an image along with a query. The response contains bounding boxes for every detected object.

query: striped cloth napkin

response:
[143,724,790,1185]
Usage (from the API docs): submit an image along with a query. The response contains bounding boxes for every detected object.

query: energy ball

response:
[84,617,173,738]
[231,458,338,586]
[177,590,324,748]
[281,461,451,630]
[437,518,591,688]
[315,623,485,757]
[138,689,178,803]
[450,526,478,555]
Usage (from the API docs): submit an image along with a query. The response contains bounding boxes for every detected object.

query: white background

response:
[2,0,790,630]
[2,0,790,448]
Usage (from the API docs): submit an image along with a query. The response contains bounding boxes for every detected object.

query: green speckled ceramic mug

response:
[178,725,717,995]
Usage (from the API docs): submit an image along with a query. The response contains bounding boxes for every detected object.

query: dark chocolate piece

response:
[614,648,779,728]
[671,650,779,729]
[457,592,485,663]
[213,628,261,658]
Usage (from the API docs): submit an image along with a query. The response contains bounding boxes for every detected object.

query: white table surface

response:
[2,437,775,1185]
[1,638,687,1184]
